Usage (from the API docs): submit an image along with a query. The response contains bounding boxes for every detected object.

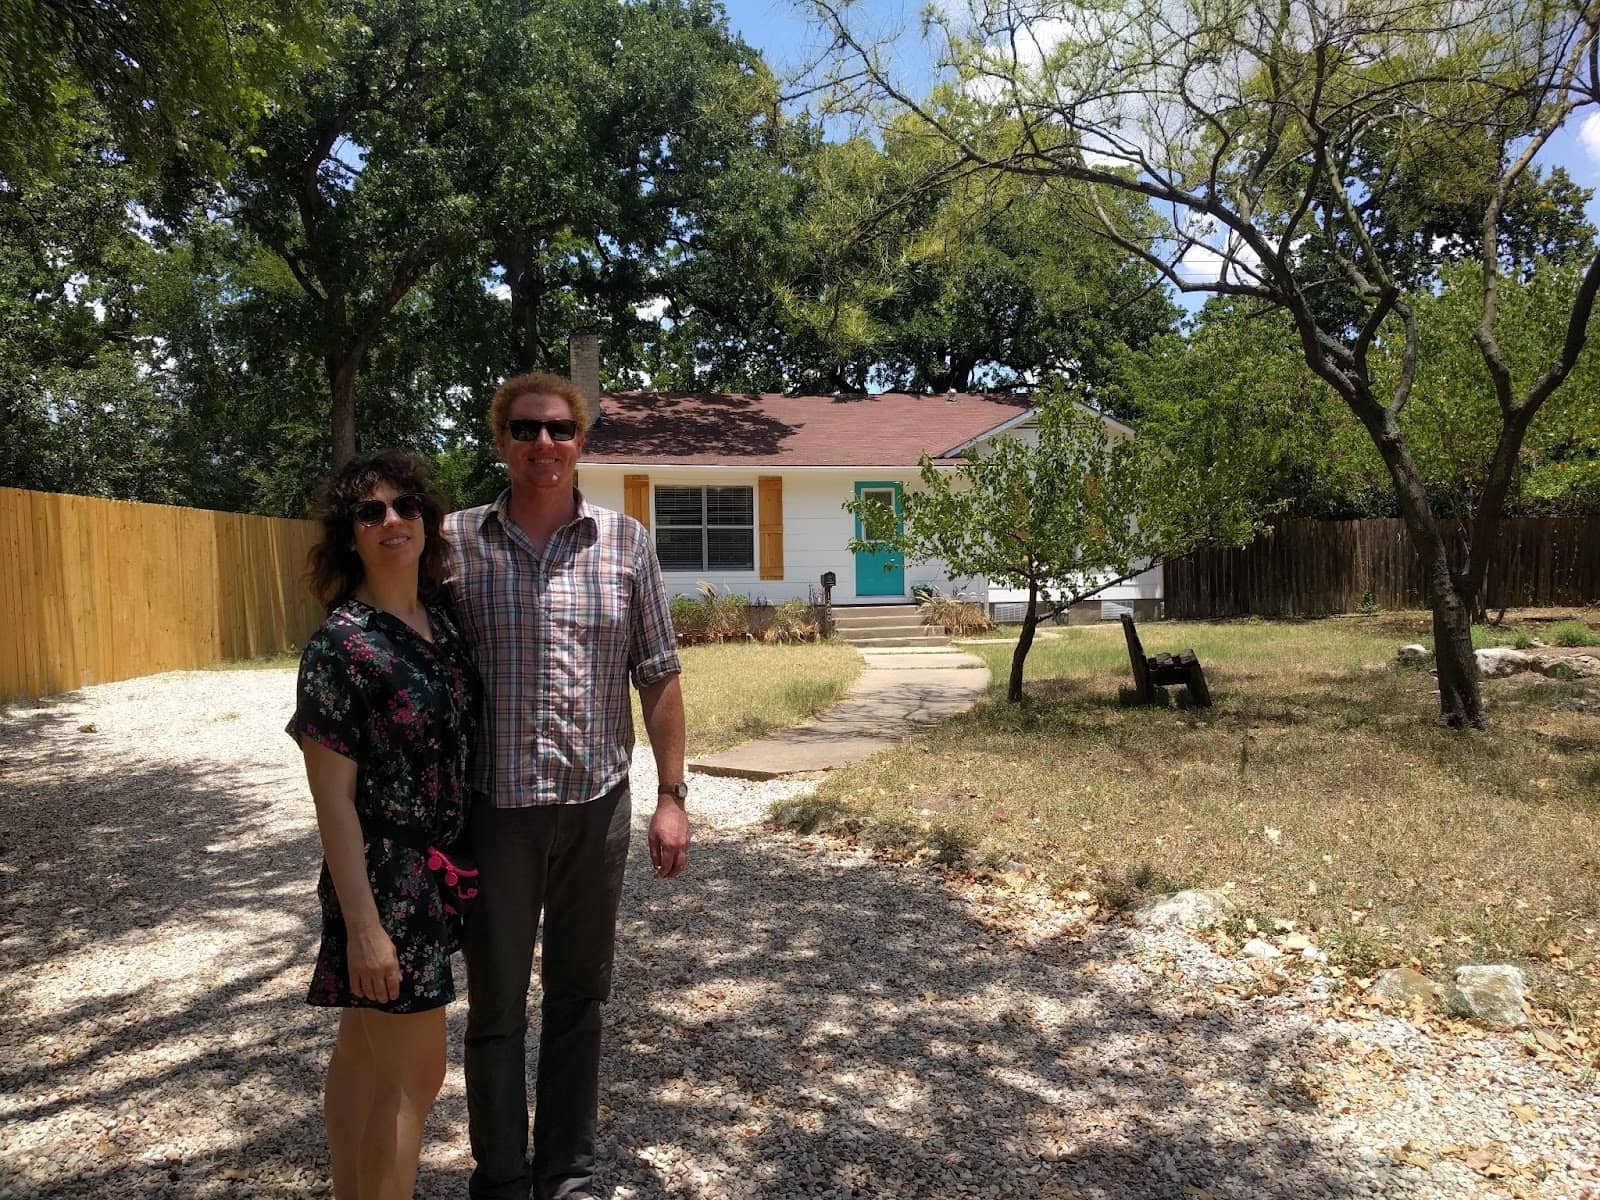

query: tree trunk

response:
[1362,413,1485,729]
[1008,577,1039,703]
[329,355,358,469]
[1424,551,1484,730]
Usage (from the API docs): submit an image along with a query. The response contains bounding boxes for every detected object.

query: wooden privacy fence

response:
[1,488,323,699]
[1164,517,1600,619]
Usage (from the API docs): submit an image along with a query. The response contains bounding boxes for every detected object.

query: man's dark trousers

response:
[464,781,632,1200]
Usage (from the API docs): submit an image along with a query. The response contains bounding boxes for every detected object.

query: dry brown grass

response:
[801,615,1600,1023]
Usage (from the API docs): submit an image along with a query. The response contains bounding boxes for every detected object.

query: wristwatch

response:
[658,780,689,802]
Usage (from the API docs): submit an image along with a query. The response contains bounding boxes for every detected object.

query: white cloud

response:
[635,296,669,321]
[1173,222,1262,286]
[1579,111,1600,164]
[489,282,511,301]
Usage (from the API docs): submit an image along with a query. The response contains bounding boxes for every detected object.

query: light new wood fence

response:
[1,488,323,699]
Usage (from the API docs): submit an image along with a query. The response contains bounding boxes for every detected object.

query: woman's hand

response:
[347,919,401,1003]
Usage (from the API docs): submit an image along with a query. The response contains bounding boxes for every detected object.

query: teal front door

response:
[853,482,905,596]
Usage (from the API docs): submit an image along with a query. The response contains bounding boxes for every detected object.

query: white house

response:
[574,383,1163,619]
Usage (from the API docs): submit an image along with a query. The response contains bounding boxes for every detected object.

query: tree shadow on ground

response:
[1,690,1412,1200]
[585,827,1401,1200]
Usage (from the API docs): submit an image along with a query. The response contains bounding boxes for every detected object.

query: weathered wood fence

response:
[1164,517,1600,618]
[1,488,323,699]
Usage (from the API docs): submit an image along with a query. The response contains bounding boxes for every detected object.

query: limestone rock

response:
[1396,644,1430,662]
[1445,965,1527,1027]
[1372,967,1444,1008]
[1476,647,1533,678]
[1530,652,1600,680]
[1241,938,1282,959]
[1128,888,1235,930]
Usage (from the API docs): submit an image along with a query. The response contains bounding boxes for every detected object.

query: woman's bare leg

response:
[351,1006,448,1200]
[325,1009,374,1200]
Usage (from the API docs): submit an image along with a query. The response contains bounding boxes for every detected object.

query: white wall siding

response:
[579,465,979,605]
[987,561,1164,605]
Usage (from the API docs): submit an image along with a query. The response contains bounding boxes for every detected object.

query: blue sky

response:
[719,0,1600,314]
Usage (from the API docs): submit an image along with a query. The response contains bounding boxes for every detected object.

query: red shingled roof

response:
[581,390,1034,466]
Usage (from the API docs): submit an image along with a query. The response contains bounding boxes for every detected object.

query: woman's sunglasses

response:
[507,418,578,442]
[353,493,427,527]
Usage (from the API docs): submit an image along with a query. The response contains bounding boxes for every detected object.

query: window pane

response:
[655,528,703,571]
[707,528,754,570]
[705,486,753,526]
[656,486,702,527]
[862,488,895,515]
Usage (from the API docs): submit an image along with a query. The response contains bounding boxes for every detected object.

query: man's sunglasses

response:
[507,418,579,443]
[353,493,427,527]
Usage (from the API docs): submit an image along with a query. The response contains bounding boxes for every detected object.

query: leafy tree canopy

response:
[0,0,321,183]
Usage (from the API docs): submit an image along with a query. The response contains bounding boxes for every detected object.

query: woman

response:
[287,449,481,1200]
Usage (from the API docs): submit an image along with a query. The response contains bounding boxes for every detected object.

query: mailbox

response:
[820,571,836,589]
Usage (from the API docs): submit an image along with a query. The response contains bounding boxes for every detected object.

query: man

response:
[443,371,689,1200]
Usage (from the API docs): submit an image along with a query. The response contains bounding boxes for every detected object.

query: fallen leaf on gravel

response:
[1037,1143,1079,1162]
[1461,1144,1504,1173]
[1511,1104,1537,1124]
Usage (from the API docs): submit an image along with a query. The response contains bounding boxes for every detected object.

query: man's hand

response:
[649,796,690,879]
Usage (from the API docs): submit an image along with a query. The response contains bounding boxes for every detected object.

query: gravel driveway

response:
[2,669,1596,1199]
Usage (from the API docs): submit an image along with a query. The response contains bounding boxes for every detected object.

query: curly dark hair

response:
[306,449,453,610]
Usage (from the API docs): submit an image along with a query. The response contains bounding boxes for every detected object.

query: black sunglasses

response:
[507,417,579,442]
[352,493,427,527]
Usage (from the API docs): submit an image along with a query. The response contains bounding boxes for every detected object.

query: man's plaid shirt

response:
[443,489,681,807]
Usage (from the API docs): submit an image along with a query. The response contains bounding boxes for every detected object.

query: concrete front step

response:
[834,612,926,628]
[838,622,929,638]
[833,604,920,618]
[841,634,950,648]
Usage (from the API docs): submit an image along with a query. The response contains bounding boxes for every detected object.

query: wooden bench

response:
[1120,614,1211,707]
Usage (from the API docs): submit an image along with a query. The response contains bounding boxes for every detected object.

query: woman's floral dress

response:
[287,599,482,1014]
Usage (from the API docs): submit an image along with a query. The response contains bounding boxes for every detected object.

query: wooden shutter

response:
[758,475,783,580]
[624,474,650,530]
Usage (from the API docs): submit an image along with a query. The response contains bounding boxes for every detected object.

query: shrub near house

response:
[669,585,823,645]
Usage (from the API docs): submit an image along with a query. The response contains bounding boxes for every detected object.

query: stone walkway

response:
[688,647,990,780]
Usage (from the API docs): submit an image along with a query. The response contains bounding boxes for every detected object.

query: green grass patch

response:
[801,614,1600,1023]
[1550,620,1596,648]
[205,650,302,671]
[635,639,863,756]
[1469,622,1540,651]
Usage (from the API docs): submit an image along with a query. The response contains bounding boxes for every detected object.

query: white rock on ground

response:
[1240,938,1282,959]
[1475,647,1534,677]
[1372,967,1445,1008]
[1,669,1597,1199]
[1446,965,1529,1028]
[1127,888,1235,930]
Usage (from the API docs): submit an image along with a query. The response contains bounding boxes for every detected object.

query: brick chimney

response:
[568,332,601,427]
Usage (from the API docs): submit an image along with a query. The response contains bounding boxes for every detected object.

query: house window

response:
[654,485,754,571]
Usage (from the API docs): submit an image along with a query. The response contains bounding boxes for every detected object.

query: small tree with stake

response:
[847,385,1259,702]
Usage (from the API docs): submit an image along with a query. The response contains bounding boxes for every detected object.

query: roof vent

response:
[946,387,958,404]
